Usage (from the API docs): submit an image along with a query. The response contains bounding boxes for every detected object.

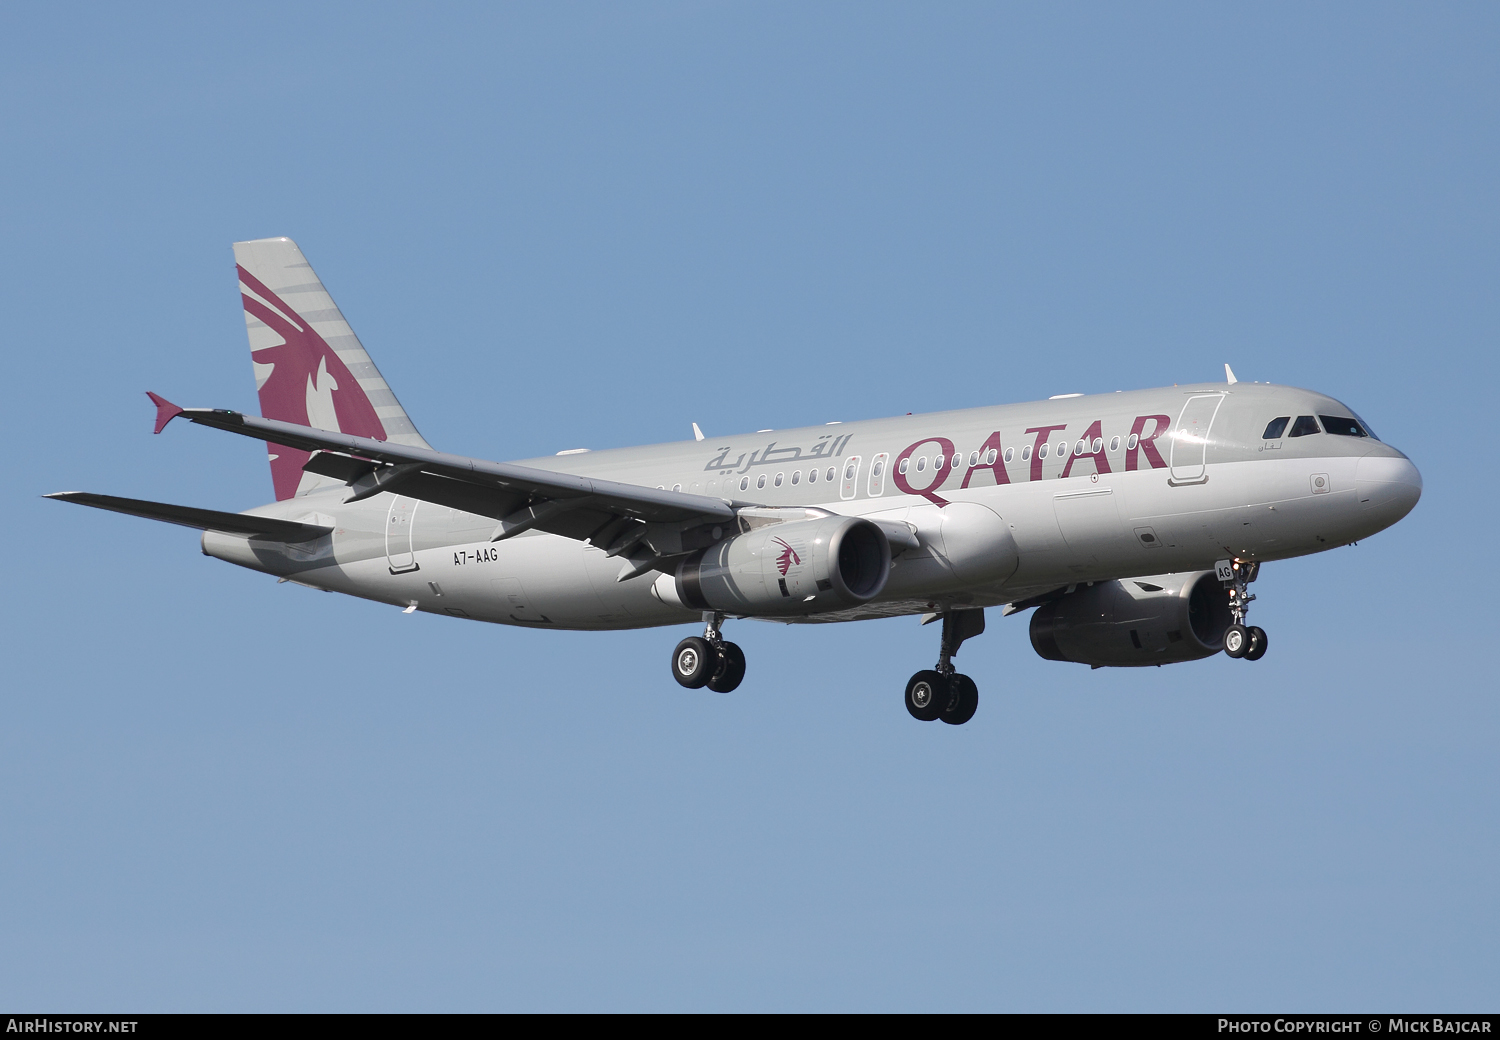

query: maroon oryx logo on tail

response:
[773,537,802,576]
[238,265,386,500]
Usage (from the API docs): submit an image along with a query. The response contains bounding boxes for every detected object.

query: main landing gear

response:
[671,612,746,693]
[1220,559,1269,662]
[905,609,984,725]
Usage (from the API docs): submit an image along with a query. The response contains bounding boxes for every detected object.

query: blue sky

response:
[2,2,1496,1011]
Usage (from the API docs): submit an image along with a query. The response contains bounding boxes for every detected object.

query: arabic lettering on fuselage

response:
[698,414,1178,505]
[703,433,855,474]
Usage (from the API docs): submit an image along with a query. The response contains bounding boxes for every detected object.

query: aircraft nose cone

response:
[1356,453,1422,526]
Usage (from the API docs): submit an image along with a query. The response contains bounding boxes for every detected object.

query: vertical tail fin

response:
[232,237,431,500]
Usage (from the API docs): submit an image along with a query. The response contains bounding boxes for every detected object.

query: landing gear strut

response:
[905,609,983,725]
[1220,559,1268,661]
[671,612,746,692]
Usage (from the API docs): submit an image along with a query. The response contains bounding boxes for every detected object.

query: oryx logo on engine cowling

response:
[773,537,802,576]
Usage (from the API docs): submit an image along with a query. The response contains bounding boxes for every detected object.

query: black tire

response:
[707,641,747,693]
[1244,626,1268,661]
[941,673,979,726]
[1223,624,1249,659]
[672,636,714,688]
[905,670,948,722]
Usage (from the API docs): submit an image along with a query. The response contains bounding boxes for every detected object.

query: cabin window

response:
[757,474,767,489]
[672,483,682,492]
[1289,415,1321,438]
[898,458,909,474]
[1092,437,1103,453]
[1021,445,1032,461]
[934,454,945,469]
[1109,436,1120,452]
[916,457,927,471]
[826,467,836,482]
[739,476,749,491]
[872,460,884,476]
[1075,439,1087,455]
[969,451,979,466]
[844,463,856,480]
[1262,416,1290,439]
[807,468,817,483]
[1126,434,1139,451]
[774,472,783,487]
[1038,444,1048,459]
[1319,415,1366,437]
[1001,447,1012,463]
[791,470,800,484]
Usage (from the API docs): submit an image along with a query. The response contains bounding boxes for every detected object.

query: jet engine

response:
[669,515,891,616]
[1028,570,1233,667]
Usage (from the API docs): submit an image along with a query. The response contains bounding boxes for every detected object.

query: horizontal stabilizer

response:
[45,492,332,542]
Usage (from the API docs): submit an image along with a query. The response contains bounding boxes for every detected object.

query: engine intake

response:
[674,515,891,616]
[1029,570,1233,667]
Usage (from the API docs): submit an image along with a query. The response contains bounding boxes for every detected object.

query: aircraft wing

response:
[45,492,333,542]
[151,397,735,559]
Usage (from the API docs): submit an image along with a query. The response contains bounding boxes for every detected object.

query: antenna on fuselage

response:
[692,423,705,441]
[1225,363,1238,385]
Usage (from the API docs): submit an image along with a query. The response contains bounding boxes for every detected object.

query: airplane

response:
[48,237,1423,726]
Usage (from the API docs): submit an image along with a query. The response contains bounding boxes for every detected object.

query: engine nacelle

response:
[671,515,891,616]
[1029,571,1233,667]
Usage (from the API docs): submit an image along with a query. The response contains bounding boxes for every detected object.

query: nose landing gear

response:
[671,612,746,692]
[1220,559,1268,661]
[905,609,984,725]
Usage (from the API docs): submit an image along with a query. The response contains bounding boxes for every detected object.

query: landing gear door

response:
[1169,393,1225,485]
[386,495,420,572]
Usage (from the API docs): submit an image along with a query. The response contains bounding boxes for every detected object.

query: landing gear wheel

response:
[1224,624,1249,659]
[905,670,948,722]
[672,636,714,688]
[940,674,978,726]
[707,641,746,693]
[1244,626,1268,661]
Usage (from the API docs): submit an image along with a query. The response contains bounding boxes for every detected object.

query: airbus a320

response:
[50,238,1423,725]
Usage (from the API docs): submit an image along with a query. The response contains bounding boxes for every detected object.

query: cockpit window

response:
[1288,415,1321,437]
[1319,415,1366,437]
[1262,417,1290,439]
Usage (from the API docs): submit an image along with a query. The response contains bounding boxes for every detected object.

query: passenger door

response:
[385,495,420,573]
[1169,394,1225,485]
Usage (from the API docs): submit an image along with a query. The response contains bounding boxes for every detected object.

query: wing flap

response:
[46,492,333,542]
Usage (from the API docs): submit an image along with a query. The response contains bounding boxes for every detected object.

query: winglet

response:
[1224,364,1238,385]
[146,392,183,434]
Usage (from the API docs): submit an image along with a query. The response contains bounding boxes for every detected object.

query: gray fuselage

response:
[203,381,1421,631]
